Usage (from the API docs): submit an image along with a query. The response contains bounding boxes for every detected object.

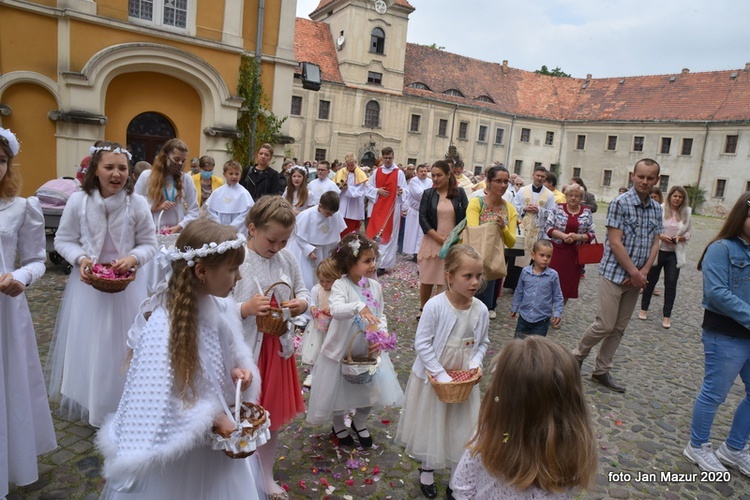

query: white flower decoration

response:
[348,239,361,257]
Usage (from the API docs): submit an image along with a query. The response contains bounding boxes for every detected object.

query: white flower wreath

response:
[89,145,133,161]
[165,234,247,267]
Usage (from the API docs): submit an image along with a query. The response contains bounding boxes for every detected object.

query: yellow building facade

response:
[0,0,297,196]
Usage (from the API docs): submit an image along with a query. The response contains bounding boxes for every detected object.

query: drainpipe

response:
[249,0,265,162]
[449,105,458,149]
[696,121,709,188]
[506,116,516,169]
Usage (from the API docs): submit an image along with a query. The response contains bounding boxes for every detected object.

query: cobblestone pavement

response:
[10,209,750,499]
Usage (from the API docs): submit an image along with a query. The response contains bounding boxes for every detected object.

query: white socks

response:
[420,468,434,485]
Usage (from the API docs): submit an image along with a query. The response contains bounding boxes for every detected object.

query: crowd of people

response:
[2,124,750,499]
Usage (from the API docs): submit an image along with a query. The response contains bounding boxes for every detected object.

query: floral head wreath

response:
[290,165,307,176]
[90,145,133,161]
[0,127,20,156]
[165,234,247,267]
[336,237,365,257]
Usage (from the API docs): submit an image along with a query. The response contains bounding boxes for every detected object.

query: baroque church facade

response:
[290,0,750,214]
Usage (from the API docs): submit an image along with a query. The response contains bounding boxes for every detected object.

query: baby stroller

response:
[35,177,79,274]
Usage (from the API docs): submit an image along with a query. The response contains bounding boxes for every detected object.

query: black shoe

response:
[417,308,423,321]
[446,485,454,500]
[350,421,373,448]
[418,469,437,498]
[377,268,386,277]
[591,372,626,393]
[332,426,354,446]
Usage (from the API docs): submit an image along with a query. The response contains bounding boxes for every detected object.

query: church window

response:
[365,101,380,128]
[370,28,385,54]
[129,0,188,29]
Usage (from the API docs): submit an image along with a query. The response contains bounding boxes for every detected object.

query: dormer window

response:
[444,89,464,97]
[476,95,494,103]
[129,0,189,30]
[408,82,431,90]
[370,27,385,54]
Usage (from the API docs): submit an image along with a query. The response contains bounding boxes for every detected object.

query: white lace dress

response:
[451,450,572,499]
[0,197,57,497]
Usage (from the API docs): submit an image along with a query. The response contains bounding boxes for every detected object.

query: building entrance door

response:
[127,112,176,163]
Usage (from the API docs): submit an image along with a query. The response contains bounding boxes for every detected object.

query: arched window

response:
[408,82,431,90]
[444,89,464,97]
[127,111,176,163]
[364,100,380,128]
[476,95,494,103]
[370,27,385,54]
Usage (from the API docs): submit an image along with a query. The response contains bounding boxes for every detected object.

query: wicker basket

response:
[155,210,179,249]
[86,264,136,294]
[341,331,379,384]
[256,281,293,337]
[427,369,481,404]
[211,380,271,459]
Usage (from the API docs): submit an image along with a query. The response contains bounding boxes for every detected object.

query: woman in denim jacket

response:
[684,192,750,476]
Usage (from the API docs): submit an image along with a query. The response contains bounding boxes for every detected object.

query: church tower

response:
[309,0,415,94]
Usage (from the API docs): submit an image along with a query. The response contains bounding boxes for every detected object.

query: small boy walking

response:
[510,239,564,338]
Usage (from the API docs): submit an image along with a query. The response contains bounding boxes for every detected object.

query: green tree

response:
[686,183,706,214]
[419,42,445,51]
[228,55,286,167]
[535,65,572,78]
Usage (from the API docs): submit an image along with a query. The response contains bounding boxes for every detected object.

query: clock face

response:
[374,0,387,14]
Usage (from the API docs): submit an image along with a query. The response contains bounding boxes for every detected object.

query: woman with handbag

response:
[544,182,596,305]
[638,185,692,329]
[466,165,517,318]
[417,161,468,320]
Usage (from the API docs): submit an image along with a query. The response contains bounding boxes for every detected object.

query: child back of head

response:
[469,336,597,493]
[167,219,246,400]
[319,191,340,213]
[317,258,341,282]
[244,195,296,230]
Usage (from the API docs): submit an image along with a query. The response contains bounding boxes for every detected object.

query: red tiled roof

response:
[294,18,343,84]
[294,20,750,122]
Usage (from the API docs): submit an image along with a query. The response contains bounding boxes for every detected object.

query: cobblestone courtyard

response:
[9,209,750,499]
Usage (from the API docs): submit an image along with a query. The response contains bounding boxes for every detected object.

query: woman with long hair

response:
[683,192,750,475]
[417,160,468,320]
[134,138,199,233]
[638,185,692,329]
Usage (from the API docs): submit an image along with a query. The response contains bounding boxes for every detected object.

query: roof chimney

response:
[586,73,592,81]
[502,60,508,73]
[681,68,690,74]
[745,62,750,72]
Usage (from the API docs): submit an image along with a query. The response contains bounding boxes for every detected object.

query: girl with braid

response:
[97,219,263,498]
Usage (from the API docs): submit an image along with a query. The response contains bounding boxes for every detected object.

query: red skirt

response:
[549,242,582,299]
[257,333,305,431]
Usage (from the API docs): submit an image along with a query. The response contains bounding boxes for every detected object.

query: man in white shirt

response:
[308,160,339,205]
[335,153,369,238]
[513,166,556,263]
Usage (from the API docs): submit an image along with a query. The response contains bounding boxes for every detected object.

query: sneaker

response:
[302,374,313,388]
[683,443,727,472]
[717,442,750,476]
[488,310,497,319]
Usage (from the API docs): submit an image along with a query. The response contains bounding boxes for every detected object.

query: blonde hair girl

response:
[134,138,199,234]
[396,244,489,498]
[453,336,597,497]
[49,141,158,427]
[233,195,311,497]
[0,127,57,497]
[97,219,265,499]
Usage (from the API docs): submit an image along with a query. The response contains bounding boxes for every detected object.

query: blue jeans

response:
[514,315,550,338]
[690,330,750,450]
[641,250,681,317]
[475,279,500,311]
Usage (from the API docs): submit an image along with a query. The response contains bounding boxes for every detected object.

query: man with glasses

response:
[366,146,407,275]
[308,160,338,205]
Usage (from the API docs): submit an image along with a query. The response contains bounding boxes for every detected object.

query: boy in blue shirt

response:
[510,239,564,338]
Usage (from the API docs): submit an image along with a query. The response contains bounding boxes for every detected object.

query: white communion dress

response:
[0,196,57,497]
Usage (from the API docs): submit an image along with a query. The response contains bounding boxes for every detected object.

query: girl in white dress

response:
[233,195,311,498]
[306,233,404,447]
[300,258,340,387]
[48,142,157,427]
[395,244,489,498]
[282,166,315,214]
[97,219,264,499]
[451,337,598,499]
[0,128,57,498]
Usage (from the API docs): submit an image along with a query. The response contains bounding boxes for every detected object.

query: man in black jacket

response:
[240,143,284,200]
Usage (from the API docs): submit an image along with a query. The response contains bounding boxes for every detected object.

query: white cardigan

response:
[319,276,387,361]
[411,293,490,381]
[54,190,157,266]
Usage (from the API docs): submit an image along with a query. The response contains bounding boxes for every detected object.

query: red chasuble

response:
[366,167,399,244]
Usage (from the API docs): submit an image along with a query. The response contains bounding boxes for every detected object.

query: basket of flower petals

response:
[427,369,482,404]
[211,380,272,459]
[86,263,136,293]
[312,308,332,332]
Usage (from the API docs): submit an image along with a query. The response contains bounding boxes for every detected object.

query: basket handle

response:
[262,281,294,299]
[156,210,164,231]
[234,379,242,427]
[344,330,364,364]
